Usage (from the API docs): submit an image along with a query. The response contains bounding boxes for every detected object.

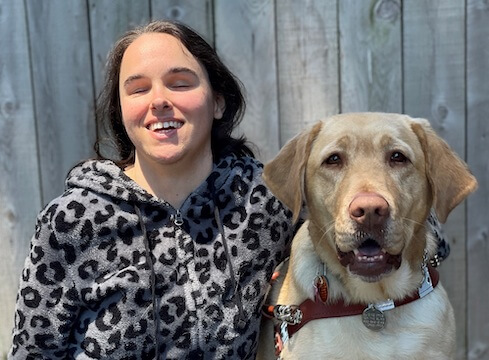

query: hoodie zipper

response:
[171,209,184,226]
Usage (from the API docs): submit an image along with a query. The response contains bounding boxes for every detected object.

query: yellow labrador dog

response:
[258,113,477,360]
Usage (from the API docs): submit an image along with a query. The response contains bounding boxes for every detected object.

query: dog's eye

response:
[390,151,409,165]
[324,153,342,166]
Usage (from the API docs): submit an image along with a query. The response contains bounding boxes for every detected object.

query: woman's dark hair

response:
[94,20,254,168]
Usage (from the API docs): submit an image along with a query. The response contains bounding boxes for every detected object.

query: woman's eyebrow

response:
[167,67,198,77]
[123,74,144,88]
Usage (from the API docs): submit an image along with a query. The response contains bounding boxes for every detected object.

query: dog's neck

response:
[303,220,429,304]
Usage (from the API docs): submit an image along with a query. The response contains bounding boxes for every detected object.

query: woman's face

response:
[119,32,224,168]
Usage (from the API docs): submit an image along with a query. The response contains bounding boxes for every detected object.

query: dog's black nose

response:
[349,193,389,227]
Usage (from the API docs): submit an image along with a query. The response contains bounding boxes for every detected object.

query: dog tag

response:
[362,305,386,331]
[314,275,329,304]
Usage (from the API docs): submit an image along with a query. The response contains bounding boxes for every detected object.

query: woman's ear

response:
[214,94,225,119]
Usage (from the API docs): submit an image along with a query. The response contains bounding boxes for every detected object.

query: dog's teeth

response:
[356,253,385,262]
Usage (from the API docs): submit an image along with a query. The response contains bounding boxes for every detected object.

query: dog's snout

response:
[349,193,389,227]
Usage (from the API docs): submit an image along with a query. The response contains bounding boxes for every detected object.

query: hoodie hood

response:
[66,155,239,217]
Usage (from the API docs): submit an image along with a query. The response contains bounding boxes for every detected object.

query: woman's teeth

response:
[148,121,182,131]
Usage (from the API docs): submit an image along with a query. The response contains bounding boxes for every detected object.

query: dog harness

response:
[265,265,439,358]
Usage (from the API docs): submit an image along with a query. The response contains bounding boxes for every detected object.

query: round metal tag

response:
[362,306,386,331]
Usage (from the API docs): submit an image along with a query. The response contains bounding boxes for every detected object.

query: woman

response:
[9,20,295,359]
[10,20,449,359]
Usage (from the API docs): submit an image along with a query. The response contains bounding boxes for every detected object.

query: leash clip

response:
[418,265,434,298]
[273,305,303,325]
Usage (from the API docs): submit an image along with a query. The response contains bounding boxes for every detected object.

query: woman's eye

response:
[323,153,342,166]
[390,151,409,164]
[171,81,192,89]
[127,86,148,95]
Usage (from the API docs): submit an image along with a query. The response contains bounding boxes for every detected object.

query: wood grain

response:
[275,0,339,145]
[0,1,42,355]
[466,0,489,358]
[25,0,97,204]
[339,0,402,113]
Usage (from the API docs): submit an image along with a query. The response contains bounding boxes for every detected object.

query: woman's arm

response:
[9,204,81,359]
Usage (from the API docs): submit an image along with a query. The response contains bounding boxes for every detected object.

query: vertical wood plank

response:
[466,0,489,358]
[89,0,151,95]
[0,1,42,355]
[275,0,339,144]
[403,1,466,357]
[151,0,214,44]
[214,0,279,162]
[339,0,402,113]
[25,0,97,204]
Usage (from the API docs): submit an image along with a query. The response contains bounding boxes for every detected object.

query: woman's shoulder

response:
[35,182,132,244]
[219,154,264,181]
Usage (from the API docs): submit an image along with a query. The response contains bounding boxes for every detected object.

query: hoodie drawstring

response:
[213,205,247,329]
[134,206,160,359]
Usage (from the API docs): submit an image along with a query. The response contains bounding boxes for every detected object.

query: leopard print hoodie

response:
[9,155,295,359]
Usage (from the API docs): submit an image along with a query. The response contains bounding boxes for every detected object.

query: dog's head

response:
[263,113,477,283]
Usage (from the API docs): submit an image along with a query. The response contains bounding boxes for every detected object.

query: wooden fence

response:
[0,0,487,359]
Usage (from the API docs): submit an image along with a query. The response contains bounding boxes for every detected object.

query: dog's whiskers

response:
[400,217,426,228]
[317,221,335,244]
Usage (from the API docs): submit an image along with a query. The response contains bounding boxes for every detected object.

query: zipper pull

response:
[172,210,184,226]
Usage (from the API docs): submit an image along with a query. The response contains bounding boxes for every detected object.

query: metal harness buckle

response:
[273,304,303,325]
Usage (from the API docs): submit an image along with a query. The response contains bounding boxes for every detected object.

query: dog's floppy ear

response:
[411,118,478,223]
[263,122,323,223]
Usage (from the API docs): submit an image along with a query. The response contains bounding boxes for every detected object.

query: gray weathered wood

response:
[25,0,97,205]
[466,0,489,358]
[339,0,402,113]
[0,1,42,355]
[151,0,214,44]
[214,0,280,162]
[275,0,339,145]
[403,1,467,357]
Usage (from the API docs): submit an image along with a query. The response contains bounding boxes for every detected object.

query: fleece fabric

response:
[9,155,295,359]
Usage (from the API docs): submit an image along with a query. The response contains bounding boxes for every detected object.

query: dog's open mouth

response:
[336,238,402,281]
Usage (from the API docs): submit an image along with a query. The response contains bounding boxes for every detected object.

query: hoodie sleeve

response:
[9,202,81,360]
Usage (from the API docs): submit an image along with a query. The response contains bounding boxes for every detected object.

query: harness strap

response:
[287,266,439,337]
[270,266,439,357]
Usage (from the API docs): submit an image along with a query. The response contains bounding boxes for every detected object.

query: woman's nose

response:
[151,89,171,111]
